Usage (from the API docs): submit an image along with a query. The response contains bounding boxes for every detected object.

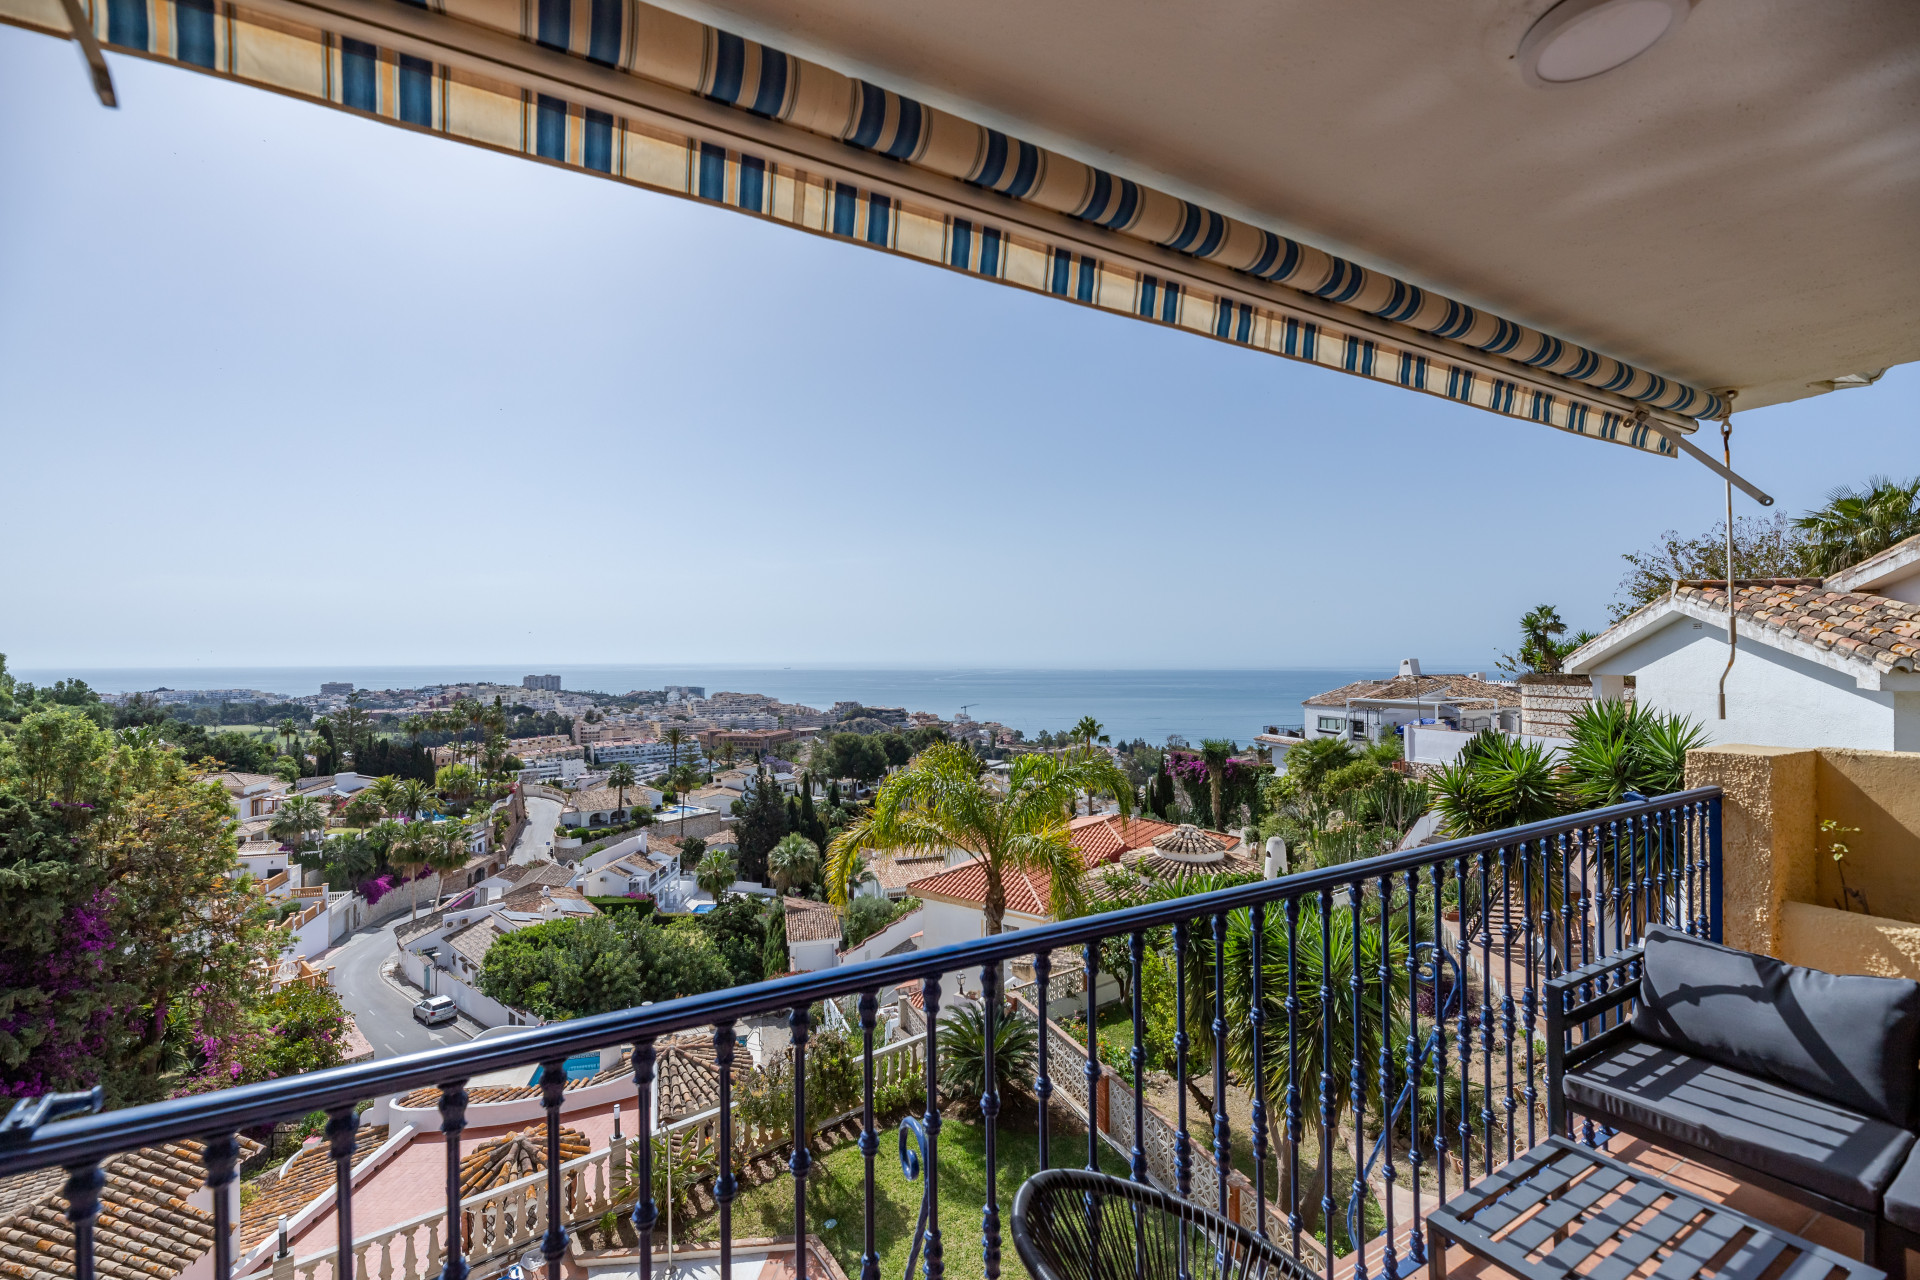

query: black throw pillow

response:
[1631,924,1920,1127]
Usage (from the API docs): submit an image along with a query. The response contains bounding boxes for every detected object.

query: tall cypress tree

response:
[797,786,827,848]
[735,770,788,885]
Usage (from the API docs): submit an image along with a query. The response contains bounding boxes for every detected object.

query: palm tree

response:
[608,762,636,811]
[397,778,433,822]
[269,794,328,864]
[696,850,738,900]
[277,717,300,763]
[1796,474,1920,574]
[1070,717,1110,813]
[367,774,405,821]
[1498,605,1599,676]
[1220,896,1415,1234]
[826,741,1133,934]
[768,832,821,894]
[422,818,476,917]
[435,763,480,813]
[1199,738,1237,831]
[662,726,688,773]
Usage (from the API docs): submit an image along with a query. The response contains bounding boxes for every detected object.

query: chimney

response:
[1398,658,1422,678]
[1264,836,1289,878]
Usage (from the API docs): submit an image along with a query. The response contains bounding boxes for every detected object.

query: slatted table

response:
[1427,1137,1883,1280]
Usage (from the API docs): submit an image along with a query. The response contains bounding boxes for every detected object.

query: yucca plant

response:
[1430,730,1565,838]
[1563,700,1709,806]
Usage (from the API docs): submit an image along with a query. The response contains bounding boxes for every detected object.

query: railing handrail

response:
[0,788,1718,1175]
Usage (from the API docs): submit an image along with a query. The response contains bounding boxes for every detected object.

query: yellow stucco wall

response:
[1685,745,1816,956]
[1779,901,1920,979]
[1812,749,1920,924]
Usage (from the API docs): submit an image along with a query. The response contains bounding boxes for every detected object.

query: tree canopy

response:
[0,706,323,1104]
[479,913,732,1020]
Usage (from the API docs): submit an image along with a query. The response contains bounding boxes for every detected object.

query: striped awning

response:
[7,0,1726,453]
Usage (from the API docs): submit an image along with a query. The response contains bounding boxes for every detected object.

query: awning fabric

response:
[6,0,1727,452]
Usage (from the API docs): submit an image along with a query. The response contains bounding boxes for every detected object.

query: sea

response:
[14,664,1479,748]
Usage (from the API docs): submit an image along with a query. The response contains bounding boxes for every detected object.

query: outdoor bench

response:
[1546,924,1920,1278]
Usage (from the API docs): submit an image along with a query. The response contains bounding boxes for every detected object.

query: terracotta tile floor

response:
[1409,1138,1914,1280]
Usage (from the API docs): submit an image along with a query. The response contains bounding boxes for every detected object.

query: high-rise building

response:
[523,674,562,691]
[662,685,705,701]
[320,682,353,695]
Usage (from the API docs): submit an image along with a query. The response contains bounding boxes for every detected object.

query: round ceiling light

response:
[1517,0,1689,87]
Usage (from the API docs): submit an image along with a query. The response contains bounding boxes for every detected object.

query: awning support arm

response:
[1636,409,1773,506]
[56,0,117,106]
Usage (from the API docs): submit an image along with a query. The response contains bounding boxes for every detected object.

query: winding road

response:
[329,793,565,1058]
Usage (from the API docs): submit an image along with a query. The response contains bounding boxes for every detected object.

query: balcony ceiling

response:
[647,0,1920,413]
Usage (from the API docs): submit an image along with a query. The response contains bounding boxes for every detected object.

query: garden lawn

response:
[699,1116,1129,1280]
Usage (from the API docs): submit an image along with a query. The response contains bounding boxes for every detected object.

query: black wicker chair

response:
[1011,1169,1324,1280]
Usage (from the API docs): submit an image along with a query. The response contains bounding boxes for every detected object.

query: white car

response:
[412,995,458,1027]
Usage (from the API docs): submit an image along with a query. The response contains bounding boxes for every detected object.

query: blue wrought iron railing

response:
[0,789,1721,1280]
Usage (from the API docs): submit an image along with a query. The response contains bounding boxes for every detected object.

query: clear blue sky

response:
[3,30,1914,673]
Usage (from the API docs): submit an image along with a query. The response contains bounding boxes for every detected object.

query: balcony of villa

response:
[5,745,1919,1280]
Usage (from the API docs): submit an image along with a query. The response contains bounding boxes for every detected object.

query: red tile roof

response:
[910,818,1245,918]
[1674,580,1920,674]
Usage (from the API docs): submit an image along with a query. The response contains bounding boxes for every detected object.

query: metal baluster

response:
[1499,844,1516,1166]
[1404,868,1425,1269]
[1454,856,1473,1187]
[1377,873,1397,1280]
[438,1084,468,1280]
[1319,888,1336,1280]
[1247,906,1268,1237]
[1651,805,1666,924]
[63,1162,105,1280]
[1034,952,1053,1172]
[1559,825,1575,995]
[328,1104,361,1280]
[1210,912,1230,1215]
[1638,813,1655,939]
[714,1022,738,1280]
[922,976,944,1280]
[1127,932,1146,1185]
[790,1005,811,1280]
[1691,801,1706,935]
[981,963,1003,1278]
[1477,852,1498,1174]
[537,1060,567,1280]
[1283,898,1302,1257]
[1608,818,1624,955]
[1683,803,1699,934]
[1429,860,1449,1223]
[856,997,878,1280]
[630,1038,657,1280]
[201,1132,241,1280]
[1576,827,1593,996]
[1085,940,1101,1174]
[1349,880,1366,1280]
[1171,924,1191,1201]
[1521,845,1539,1151]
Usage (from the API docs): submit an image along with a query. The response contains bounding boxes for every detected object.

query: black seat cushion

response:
[1564,1037,1915,1211]
[1885,1145,1920,1234]
[1633,925,1920,1126]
